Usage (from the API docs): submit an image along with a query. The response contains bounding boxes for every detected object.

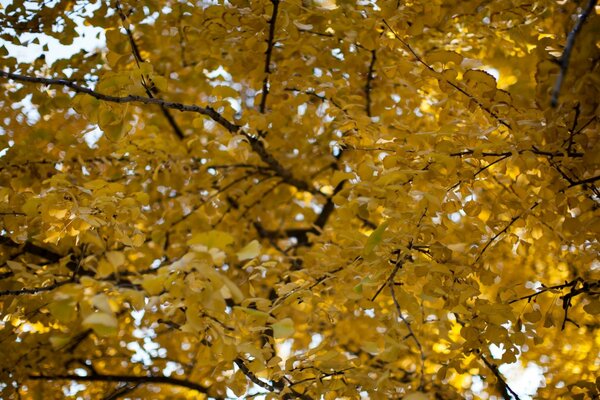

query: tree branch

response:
[383,19,511,129]
[0,236,63,263]
[365,49,376,117]
[550,0,597,107]
[234,357,313,400]
[0,280,71,297]
[27,373,212,396]
[259,0,280,113]
[0,70,239,131]
[234,357,276,391]
[480,354,521,400]
[475,202,539,263]
[568,174,600,188]
[390,284,425,390]
[115,0,186,140]
[0,70,314,193]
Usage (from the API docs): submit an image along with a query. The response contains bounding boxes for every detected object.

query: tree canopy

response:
[1,0,599,399]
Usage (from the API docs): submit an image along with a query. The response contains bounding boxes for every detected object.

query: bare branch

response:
[259,0,280,113]
[0,280,71,297]
[390,284,425,390]
[365,49,376,117]
[0,236,63,263]
[0,70,239,131]
[551,0,597,107]
[372,254,405,301]
[475,202,539,263]
[234,357,276,391]
[568,174,600,188]
[480,354,521,400]
[0,70,315,193]
[27,373,212,396]
[115,1,186,140]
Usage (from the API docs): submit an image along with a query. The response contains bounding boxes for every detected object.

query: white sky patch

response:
[487,345,544,399]
[0,1,105,65]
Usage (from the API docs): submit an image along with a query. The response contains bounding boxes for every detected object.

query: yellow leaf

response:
[49,335,71,349]
[188,230,235,250]
[212,85,239,98]
[221,275,245,303]
[426,50,463,66]
[583,299,600,315]
[331,170,354,187]
[272,318,294,339]
[49,299,77,323]
[141,275,164,296]
[91,293,117,314]
[105,251,125,268]
[82,312,118,337]
[237,240,261,261]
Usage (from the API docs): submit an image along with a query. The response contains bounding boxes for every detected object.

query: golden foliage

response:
[0,0,599,399]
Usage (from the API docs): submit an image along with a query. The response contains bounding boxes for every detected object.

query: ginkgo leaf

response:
[188,230,235,250]
[426,50,463,66]
[237,240,261,261]
[583,300,600,315]
[82,312,118,337]
[1,1,599,398]
[272,318,294,339]
[363,221,389,256]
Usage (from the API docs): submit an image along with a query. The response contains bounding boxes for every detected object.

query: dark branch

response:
[508,279,580,304]
[0,70,239,131]
[234,357,275,391]
[480,354,521,400]
[365,49,376,117]
[475,202,539,263]
[568,174,600,188]
[550,0,597,107]
[259,0,280,113]
[0,236,63,262]
[0,280,70,297]
[390,284,425,390]
[234,358,313,400]
[314,180,345,229]
[372,253,406,301]
[115,1,185,140]
[254,180,345,246]
[0,70,314,193]
[450,148,583,158]
[27,373,212,395]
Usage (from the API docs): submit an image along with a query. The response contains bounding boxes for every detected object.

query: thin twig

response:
[365,49,377,117]
[0,280,71,297]
[234,357,276,391]
[115,0,185,139]
[372,254,405,301]
[390,284,425,390]
[0,70,314,193]
[480,354,521,400]
[27,373,212,395]
[259,0,280,113]
[475,202,539,263]
[550,0,597,107]
[382,19,511,129]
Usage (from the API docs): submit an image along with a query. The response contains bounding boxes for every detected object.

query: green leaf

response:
[363,221,389,256]
[272,318,295,339]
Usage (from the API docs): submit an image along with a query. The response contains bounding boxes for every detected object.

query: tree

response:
[0,0,598,398]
